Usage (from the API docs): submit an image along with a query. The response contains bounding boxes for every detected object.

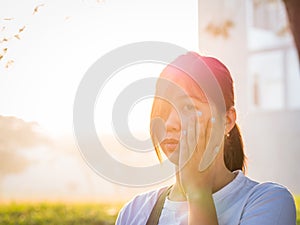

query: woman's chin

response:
[166,151,180,165]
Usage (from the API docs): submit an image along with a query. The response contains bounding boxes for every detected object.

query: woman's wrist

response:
[185,187,212,203]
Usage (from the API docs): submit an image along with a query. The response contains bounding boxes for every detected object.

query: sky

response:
[0,0,198,136]
[0,0,198,201]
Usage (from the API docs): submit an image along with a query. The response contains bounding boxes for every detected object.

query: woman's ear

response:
[225,106,236,135]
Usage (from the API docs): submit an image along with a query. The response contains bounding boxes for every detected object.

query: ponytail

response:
[224,124,246,173]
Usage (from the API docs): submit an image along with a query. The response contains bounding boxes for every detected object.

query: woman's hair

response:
[150,52,246,173]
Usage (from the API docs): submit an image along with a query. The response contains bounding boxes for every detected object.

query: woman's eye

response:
[183,104,195,111]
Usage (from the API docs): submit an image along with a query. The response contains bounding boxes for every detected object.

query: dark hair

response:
[200,54,246,173]
[224,124,246,172]
[150,52,246,173]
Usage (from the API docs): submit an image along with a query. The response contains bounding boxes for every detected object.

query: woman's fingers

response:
[204,116,213,148]
[179,129,189,168]
[180,112,205,168]
[187,116,197,156]
[196,111,206,151]
[198,115,224,171]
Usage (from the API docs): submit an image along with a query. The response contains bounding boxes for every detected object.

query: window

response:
[247,0,300,111]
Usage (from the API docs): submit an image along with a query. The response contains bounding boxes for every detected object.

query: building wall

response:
[198,0,300,193]
[243,110,300,193]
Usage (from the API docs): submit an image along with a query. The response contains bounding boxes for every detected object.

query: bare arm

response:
[187,189,218,225]
[179,114,219,225]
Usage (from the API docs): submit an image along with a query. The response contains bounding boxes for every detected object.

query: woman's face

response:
[152,66,213,164]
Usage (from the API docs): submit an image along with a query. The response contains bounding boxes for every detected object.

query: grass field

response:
[0,202,123,225]
[296,196,300,225]
[0,196,299,224]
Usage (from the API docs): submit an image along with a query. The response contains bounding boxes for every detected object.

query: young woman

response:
[116,52,296,225]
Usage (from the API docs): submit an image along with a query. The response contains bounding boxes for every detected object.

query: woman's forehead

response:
[158,65,206,100]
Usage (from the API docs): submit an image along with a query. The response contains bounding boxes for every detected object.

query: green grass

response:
[296,196,300,225]
[0,197,299,225]
[0,202,123,225]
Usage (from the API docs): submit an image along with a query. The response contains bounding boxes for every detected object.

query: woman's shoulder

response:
[127,185,168,207]
[240,180,296,224]
[248,181,294,202]
[234,171,294,202]
[116,186,169,224]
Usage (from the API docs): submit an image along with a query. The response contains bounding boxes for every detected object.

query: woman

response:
[116,52,296,224]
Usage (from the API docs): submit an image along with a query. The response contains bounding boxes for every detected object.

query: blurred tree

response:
[0,116,51,199]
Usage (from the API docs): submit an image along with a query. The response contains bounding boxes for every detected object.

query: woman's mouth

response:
[160,138,179,152]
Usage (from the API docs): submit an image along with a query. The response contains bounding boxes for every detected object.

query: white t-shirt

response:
[116,170,296,225]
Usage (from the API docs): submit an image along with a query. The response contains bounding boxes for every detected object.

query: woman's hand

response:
[178,113,216,194]
[178,113,219,224]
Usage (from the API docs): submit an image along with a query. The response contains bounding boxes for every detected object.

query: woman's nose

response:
[165,108,181,132]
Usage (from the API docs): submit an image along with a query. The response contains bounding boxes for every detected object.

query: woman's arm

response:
[187,189,218,225]
[179,115,219,225]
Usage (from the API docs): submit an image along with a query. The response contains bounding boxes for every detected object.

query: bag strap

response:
[146,186,173,225]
